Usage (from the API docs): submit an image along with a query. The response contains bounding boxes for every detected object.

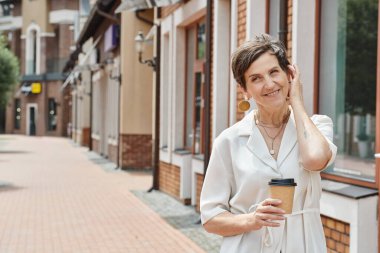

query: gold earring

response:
[238,95,250,112]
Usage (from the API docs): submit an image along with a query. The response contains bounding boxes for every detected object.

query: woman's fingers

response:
[255,213,283,227]
[256,212,285,221]
[260,220,282,227]
[257,205,286,214]
[261,198,282,206]
[249,198,287,229]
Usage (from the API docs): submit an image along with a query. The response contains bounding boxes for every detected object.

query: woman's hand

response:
[288,64,304,106]
[247,198,286,231]
[203,198,285,236]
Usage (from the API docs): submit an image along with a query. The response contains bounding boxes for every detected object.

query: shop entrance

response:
[26,104,37,136]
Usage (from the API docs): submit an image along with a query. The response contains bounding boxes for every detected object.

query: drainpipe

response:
[116,74,122,169]
[149,7,161,191]
[76,83,79,142]
[203,0,212,175]
[279,0,287,46]
[89,69,93,151]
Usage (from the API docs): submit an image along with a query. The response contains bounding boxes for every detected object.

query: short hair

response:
[231,34,290,91]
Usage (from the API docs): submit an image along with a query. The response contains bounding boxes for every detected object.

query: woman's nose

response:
[264,76,276,88]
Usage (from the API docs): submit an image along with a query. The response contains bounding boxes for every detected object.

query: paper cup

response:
[268,178,297,214]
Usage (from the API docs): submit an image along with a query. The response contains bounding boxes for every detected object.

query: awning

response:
[115,0,181,13]
[60,36,102,91]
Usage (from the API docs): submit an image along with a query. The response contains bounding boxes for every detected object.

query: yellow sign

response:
[31,83,41,94]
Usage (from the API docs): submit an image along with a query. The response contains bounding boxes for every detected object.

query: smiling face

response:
[244,52,290,111]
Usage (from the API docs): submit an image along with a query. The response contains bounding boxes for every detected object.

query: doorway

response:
[26,103,37,136]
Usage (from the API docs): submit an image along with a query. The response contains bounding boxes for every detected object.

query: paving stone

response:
[132,190,222,253]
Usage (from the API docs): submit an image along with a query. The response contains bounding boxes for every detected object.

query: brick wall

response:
[40,37,48,73]
[236,0,246,122]
[108,143,118,165]
[195,173,204,212]
[13,1,21,16]
[50,0,78,11]
[5,101,13,134]
[287,0,293,59]
[46,81,62,136]
[5,85,48,136]
[81,127,90,147]
[58,24,73,59]
[120,134,152,170]
[20,36,25,74]
[321,215,350,253]
[159,161,180,199]
[9,30,21,60]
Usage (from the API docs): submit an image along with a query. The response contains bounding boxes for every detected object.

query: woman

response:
[200,34,337,253]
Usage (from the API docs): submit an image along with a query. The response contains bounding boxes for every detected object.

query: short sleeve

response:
[311,115,337,170]
[200,140,233,225]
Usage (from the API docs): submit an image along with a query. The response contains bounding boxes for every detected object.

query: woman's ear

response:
[287,65,295,80]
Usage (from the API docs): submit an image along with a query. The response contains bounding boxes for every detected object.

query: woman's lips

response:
[264,90,280,96]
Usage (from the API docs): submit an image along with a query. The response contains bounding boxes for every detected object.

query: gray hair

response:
[231,34,290,91]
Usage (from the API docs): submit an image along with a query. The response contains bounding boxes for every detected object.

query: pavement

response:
[0,135,221,253]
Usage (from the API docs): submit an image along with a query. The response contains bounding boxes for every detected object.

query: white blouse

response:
[200,110,337,253]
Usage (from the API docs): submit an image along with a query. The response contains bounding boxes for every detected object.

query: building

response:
[2,0,81,137]
[123,0,379,252]
[64,0,154,169]
[62,0,379,252]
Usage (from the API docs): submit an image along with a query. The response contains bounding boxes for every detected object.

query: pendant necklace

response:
[254,111,288,156]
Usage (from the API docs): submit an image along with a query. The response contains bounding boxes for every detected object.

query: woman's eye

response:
[270,70,278,75]
[251,76,260,82]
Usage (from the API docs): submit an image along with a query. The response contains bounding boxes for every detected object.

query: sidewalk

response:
[0,135,211,253]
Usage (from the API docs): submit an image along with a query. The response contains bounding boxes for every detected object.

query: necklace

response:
[259,123,284,155]
[254,110,290,156]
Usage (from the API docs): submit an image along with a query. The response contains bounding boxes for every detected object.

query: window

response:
[48,98,57,131]
[80,0,90,16]
[185,20,206,155]
[27,30,37,74]
[319,0,378,183]
[26,24,40,75]
[14,99,21,130]
[0,2,13,16]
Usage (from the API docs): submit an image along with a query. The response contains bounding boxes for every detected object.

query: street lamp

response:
[134,31,156,71]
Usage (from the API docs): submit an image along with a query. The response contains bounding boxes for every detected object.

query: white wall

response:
[292,0,316,115]
[246,0,266,40]
[213,0,231,139]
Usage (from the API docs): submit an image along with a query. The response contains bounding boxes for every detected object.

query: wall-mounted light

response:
[134,31,156,71]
